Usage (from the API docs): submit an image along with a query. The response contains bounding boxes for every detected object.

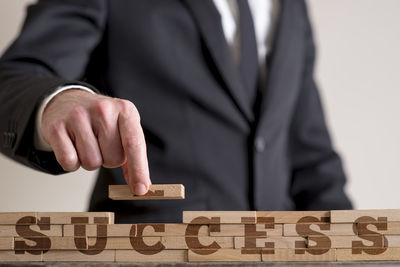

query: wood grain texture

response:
[0,237,13,250]
[188,248,261,262]
[331,209,400,223]
[183,211,256,224]
[161,236,234,249]
[42,250,115,262]
[115,249,187,262]
[209,224,282,237]
[256,211,330,224]
[283,223,354,236]
[109,184,185,200]
[37,212,114,224]
[234,236,306,249]
[261,249,336,262]
[336,247,400,261]
[0,224,62,237]
[0,250,42,261]
[63,224,135,237]
[0,212,37,225]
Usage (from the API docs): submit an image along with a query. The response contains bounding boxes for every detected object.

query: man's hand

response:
[41,89,151,195]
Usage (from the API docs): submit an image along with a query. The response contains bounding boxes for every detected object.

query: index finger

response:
[117,100,151,195]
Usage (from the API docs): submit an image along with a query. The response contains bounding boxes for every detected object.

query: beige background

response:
[0,0,399,211]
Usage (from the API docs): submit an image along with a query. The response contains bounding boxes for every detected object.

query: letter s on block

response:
[295,216,331,255]
[185,216,221,255]
[14,216,51,255]
[352,216,388,255]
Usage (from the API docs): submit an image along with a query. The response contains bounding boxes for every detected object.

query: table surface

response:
[2,262,400,267]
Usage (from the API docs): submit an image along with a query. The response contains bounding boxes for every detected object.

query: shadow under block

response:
[283,223,355,236]
[42,250,115,262]
[256,211,330,224]
[183,211,257,224]
[109,184,185,200]
[261,249,336,262]
[336,247,400,261]
[331,209,400,223]
[0,224,63,237]
[188,249,261,262]
[115,249,187,262]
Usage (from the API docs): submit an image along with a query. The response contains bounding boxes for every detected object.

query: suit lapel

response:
[257,0,306,132]
[184,0,254,122]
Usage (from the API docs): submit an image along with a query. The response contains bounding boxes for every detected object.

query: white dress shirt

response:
[34,0,280,151]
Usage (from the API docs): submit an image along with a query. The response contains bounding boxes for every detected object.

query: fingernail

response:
[134,183,147,195]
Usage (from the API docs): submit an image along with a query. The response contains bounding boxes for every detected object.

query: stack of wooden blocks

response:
[1,184,400,262]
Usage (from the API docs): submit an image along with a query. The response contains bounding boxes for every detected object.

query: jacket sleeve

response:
[0,0,107,174]
[288,2,352,210]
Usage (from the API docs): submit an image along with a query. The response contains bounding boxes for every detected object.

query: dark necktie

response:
[237,0,259,106]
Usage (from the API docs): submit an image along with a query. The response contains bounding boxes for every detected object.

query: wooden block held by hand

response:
[109,184,185,200]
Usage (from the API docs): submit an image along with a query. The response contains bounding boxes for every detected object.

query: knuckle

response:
[57,152,78,171]
[118,99,140,121]
[69,106,87,122]
[93,99,113,120]
[103,153,125,168]
[81,156,103,171]
[47,120,64,136]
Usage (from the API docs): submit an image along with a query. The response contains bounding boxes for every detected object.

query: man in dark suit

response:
[0,0,352,223]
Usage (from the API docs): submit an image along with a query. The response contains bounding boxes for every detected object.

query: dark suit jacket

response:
[0,0,352,223]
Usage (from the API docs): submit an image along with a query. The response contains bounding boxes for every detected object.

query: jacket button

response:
[254,136,266,152]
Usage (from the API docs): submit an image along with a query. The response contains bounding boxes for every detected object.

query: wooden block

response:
[115,249,187,262]
[0,250,42,261]
[331,209,400,223]
[209,224,282,237]
[307,235,384,249]
[0,212,37,225]
[256,211,330,224]
[109,184,185,200]
[0,224,62,237]
[0,237,13,250]
[358,221,400,235]
[336,247,400,261]
[136,223,207,236]
[161,236,234,249]
[42,250,115,262]
[235,236,306,249]
[384,235,400,247]
[63,224,135,237]
[284,223,354,236]
[261,248,336,262]
[37,212,114,224]
[183,211,256,224]
[188,248,261,262]
[14,236,85,250]
[87,236,161,250]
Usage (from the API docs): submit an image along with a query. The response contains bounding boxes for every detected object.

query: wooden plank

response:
[63,224,135,237]
[109,184,185,200]
[307,235,384,249]
[14,236,86,250]
[136,223,208,237]
[0,237,13,250]
[261,248,336,262]
[0,212,37,225]
[162,236,234,249]
[336,247,400,261]
[385,235,400,247]
[115,249,187,262]
[358,221,400,235]
[87,237,161,250]
[209,224,282,237]
[188,248,261,262]
[37,212,114,224]
[284,223,354,236]
[331,209,400,223]
[42,250,115,262]
[256,211,330,224]
[234,236,306,249]
[0,251,42,261]
[183,211,256,224]
[0,224,62,237]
